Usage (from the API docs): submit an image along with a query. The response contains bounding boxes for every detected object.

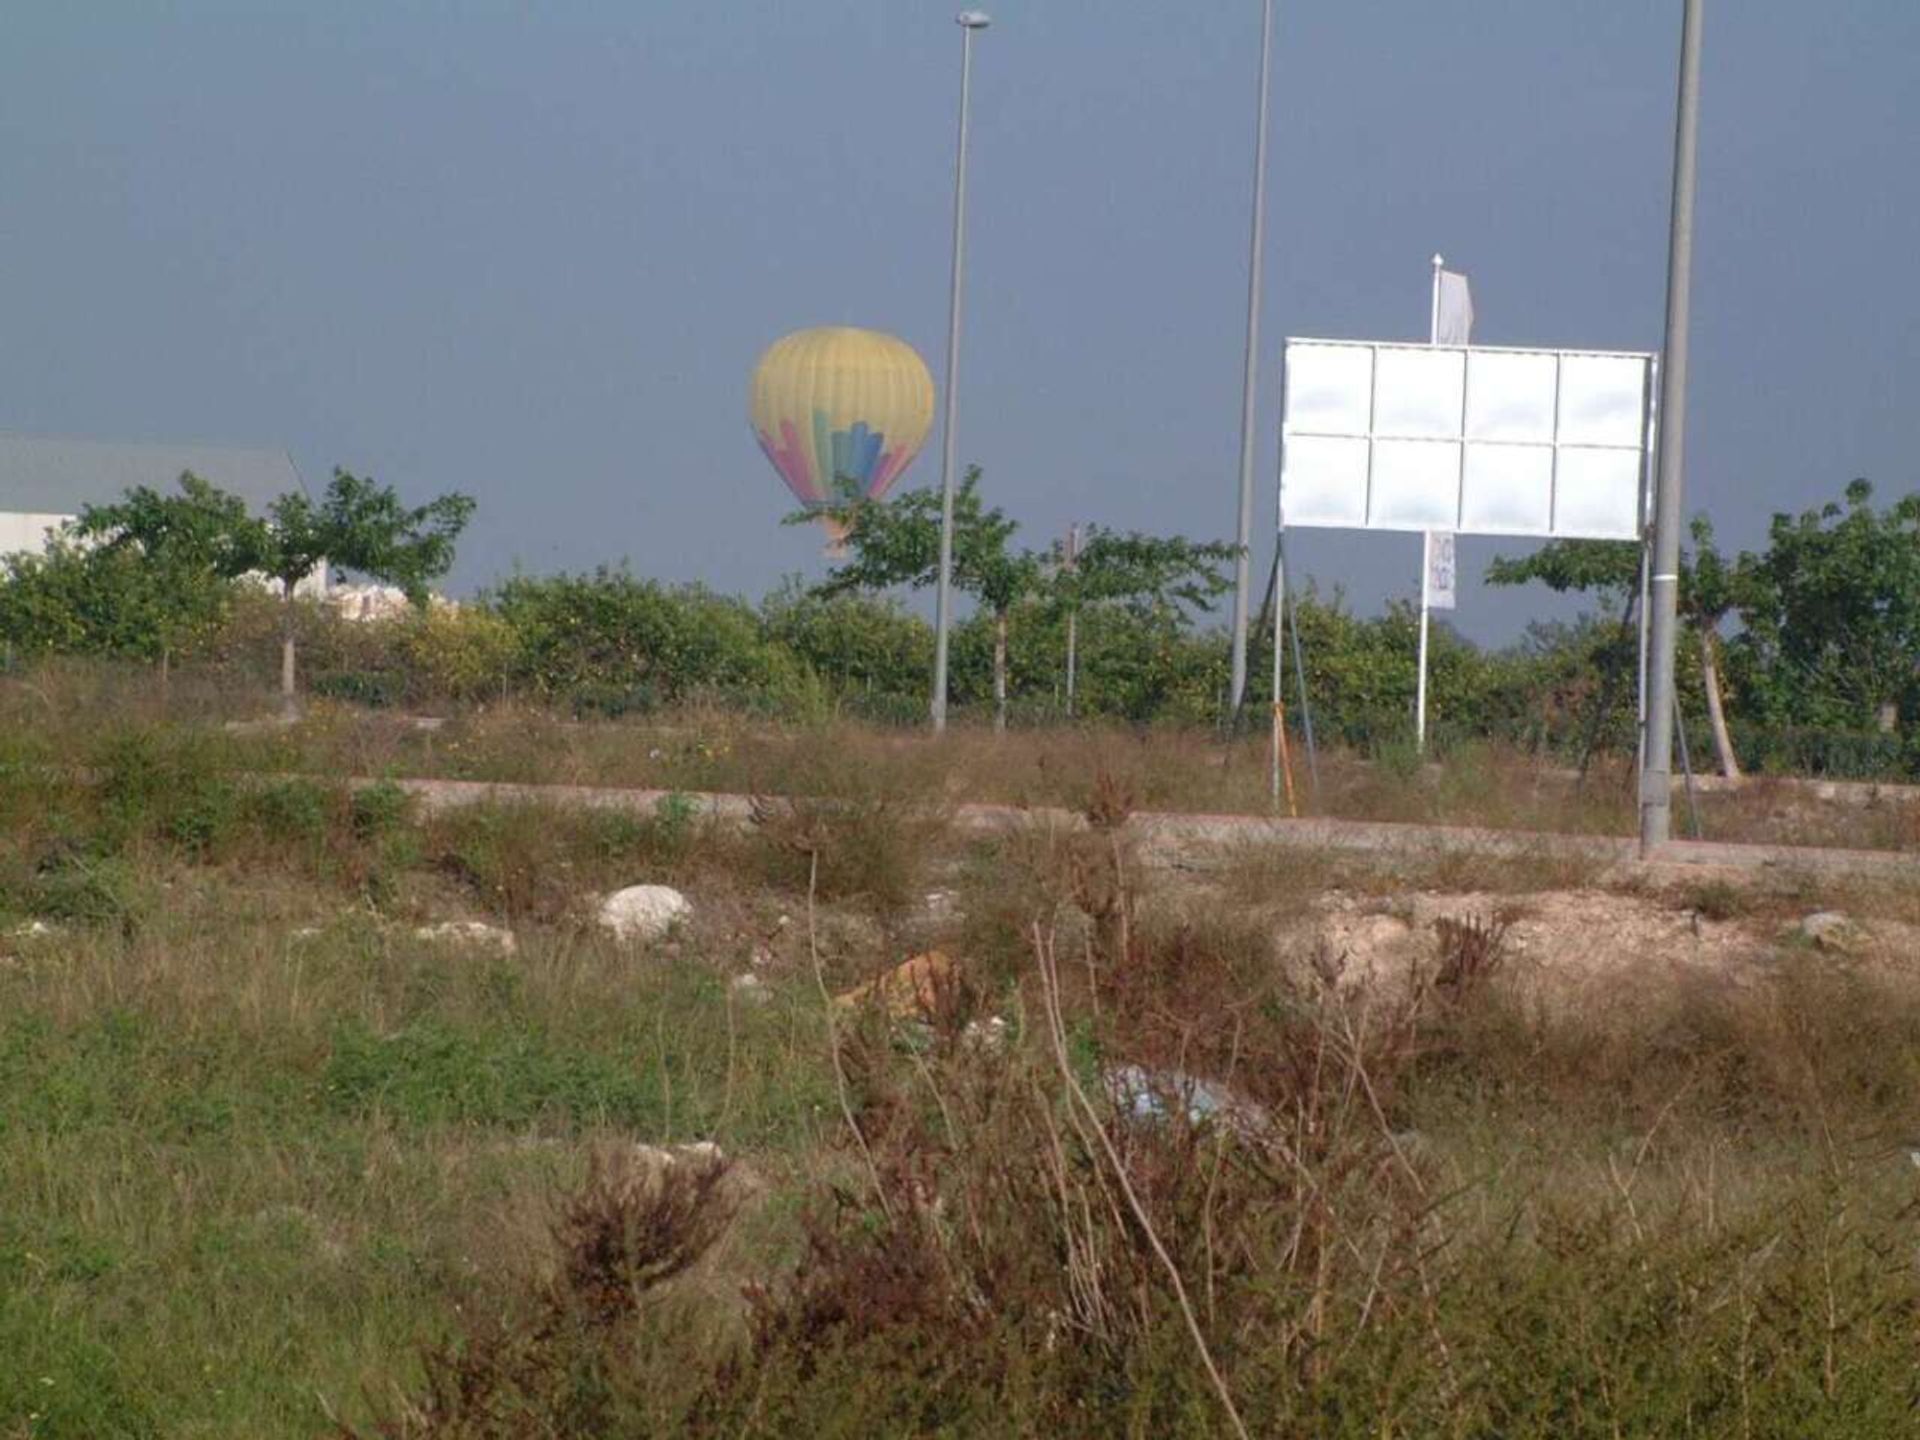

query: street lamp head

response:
[956,10,992,28]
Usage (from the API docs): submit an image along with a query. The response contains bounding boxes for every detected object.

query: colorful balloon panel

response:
[749,327,936,508]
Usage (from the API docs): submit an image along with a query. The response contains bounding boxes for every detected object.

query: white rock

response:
[629,1140,726,1176]
[923,889,962,921]
[962,1015,1009,1053]
[730,972,771,1004]
[1799,911,1860,953]
[598,885,693,944]
[414,921,518,955]
[9,920,59,939]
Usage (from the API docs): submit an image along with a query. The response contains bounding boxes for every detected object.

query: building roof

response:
[0,432,306,517]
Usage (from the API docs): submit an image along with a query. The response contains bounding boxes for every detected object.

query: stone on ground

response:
[599,885,693,943]
[1799,911,1860,953]
[415,921,518,955]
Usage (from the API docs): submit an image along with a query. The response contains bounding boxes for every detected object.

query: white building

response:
[0,431,326,594]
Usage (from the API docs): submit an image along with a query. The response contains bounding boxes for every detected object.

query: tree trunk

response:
[993,610,1008,734]
[1699,626,1740,780]
[280,588,298,718]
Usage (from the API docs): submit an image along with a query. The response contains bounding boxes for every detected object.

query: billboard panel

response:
[1280,339,1654,540]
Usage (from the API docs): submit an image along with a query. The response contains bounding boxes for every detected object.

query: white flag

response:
[1434,269,1473,346]
[1424,531,1456,611]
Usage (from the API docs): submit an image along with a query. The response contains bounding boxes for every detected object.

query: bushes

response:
[760,580,931,705]
[11,547,1920,777]
[490,569,816,716]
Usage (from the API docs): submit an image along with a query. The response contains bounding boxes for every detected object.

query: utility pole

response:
[931,11,991,733]
[1228,0,1276,716]
[1641,0,1705,854]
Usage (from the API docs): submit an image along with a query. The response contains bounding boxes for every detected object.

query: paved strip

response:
[371,776,1916,879]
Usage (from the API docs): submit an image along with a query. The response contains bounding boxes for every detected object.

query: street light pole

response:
[1640,0,1705,854]
[931,10,991,734]
[1228,0,1276,717]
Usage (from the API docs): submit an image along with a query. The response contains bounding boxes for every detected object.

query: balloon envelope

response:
[750,327,936,511]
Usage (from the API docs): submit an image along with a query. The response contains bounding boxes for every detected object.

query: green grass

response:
[0,853,841,1437]
[4,681,1920,1435]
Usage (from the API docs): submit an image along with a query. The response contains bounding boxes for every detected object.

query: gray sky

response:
[2,2,1914,641]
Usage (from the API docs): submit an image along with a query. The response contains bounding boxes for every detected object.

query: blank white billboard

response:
[1280,340,1654,540]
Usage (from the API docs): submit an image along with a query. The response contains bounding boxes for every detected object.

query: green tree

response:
[804,467,1040,730]
[1484,538,1641,608]
[806,471,1237,730]
[1049,527,1236,617]
[0,536,163,662]
[1485,527,1747,778]
[258,469,475,714]
[73,473,267,691]
[1733,479,1920,734]
[1042,526,1236,721]
[1682,517,1744,778]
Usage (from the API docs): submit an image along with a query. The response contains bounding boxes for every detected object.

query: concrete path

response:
[373,775,1916,880]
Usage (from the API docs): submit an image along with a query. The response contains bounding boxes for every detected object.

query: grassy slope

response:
[1,671,1918,1436]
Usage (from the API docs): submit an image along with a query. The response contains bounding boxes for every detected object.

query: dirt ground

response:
[1301,882,1920,1001]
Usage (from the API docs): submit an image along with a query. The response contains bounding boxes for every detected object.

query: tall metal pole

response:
[931,11,990,734]
[1641,0,1705,854]
[1228,0,1276,716]
[1416,253,1442,752]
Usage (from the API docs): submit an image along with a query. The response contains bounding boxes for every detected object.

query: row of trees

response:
[1,466,1916,778]
[0,470,472,710]
[1488,479,1920,778]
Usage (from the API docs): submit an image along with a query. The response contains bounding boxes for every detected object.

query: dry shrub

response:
[418,797,731,924]
[553,1149,736,1324]
[748,790,948,917]
[699,913,1444,1435]
[363,1149,733,1438]
[1431,910,1510,1000]
[368,809,1920,1434]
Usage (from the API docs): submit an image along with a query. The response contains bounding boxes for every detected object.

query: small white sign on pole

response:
[1425,531,1456,611]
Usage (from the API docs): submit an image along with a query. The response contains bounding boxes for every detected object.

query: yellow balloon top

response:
[749,327,935,507]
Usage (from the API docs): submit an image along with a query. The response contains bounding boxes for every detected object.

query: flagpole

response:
[1416,254,1443,753]
[1429,253,1443,347]
[1272,535,1286,808]
[1416,533,1432,752]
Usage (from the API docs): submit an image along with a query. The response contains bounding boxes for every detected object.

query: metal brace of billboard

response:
[1279,339,1656,540]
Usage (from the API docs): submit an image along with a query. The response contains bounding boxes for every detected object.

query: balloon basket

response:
[820,516,850,560]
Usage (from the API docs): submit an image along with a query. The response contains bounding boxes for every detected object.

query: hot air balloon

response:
[749,328,936,537]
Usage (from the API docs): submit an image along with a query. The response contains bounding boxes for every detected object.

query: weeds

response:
[369,1149,735,1439]
[1682,876,1750,922]
[1432,910,1511,998]
[8,679,1920,1436]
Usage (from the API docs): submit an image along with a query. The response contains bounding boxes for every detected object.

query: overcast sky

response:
[1,2,1913,641]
